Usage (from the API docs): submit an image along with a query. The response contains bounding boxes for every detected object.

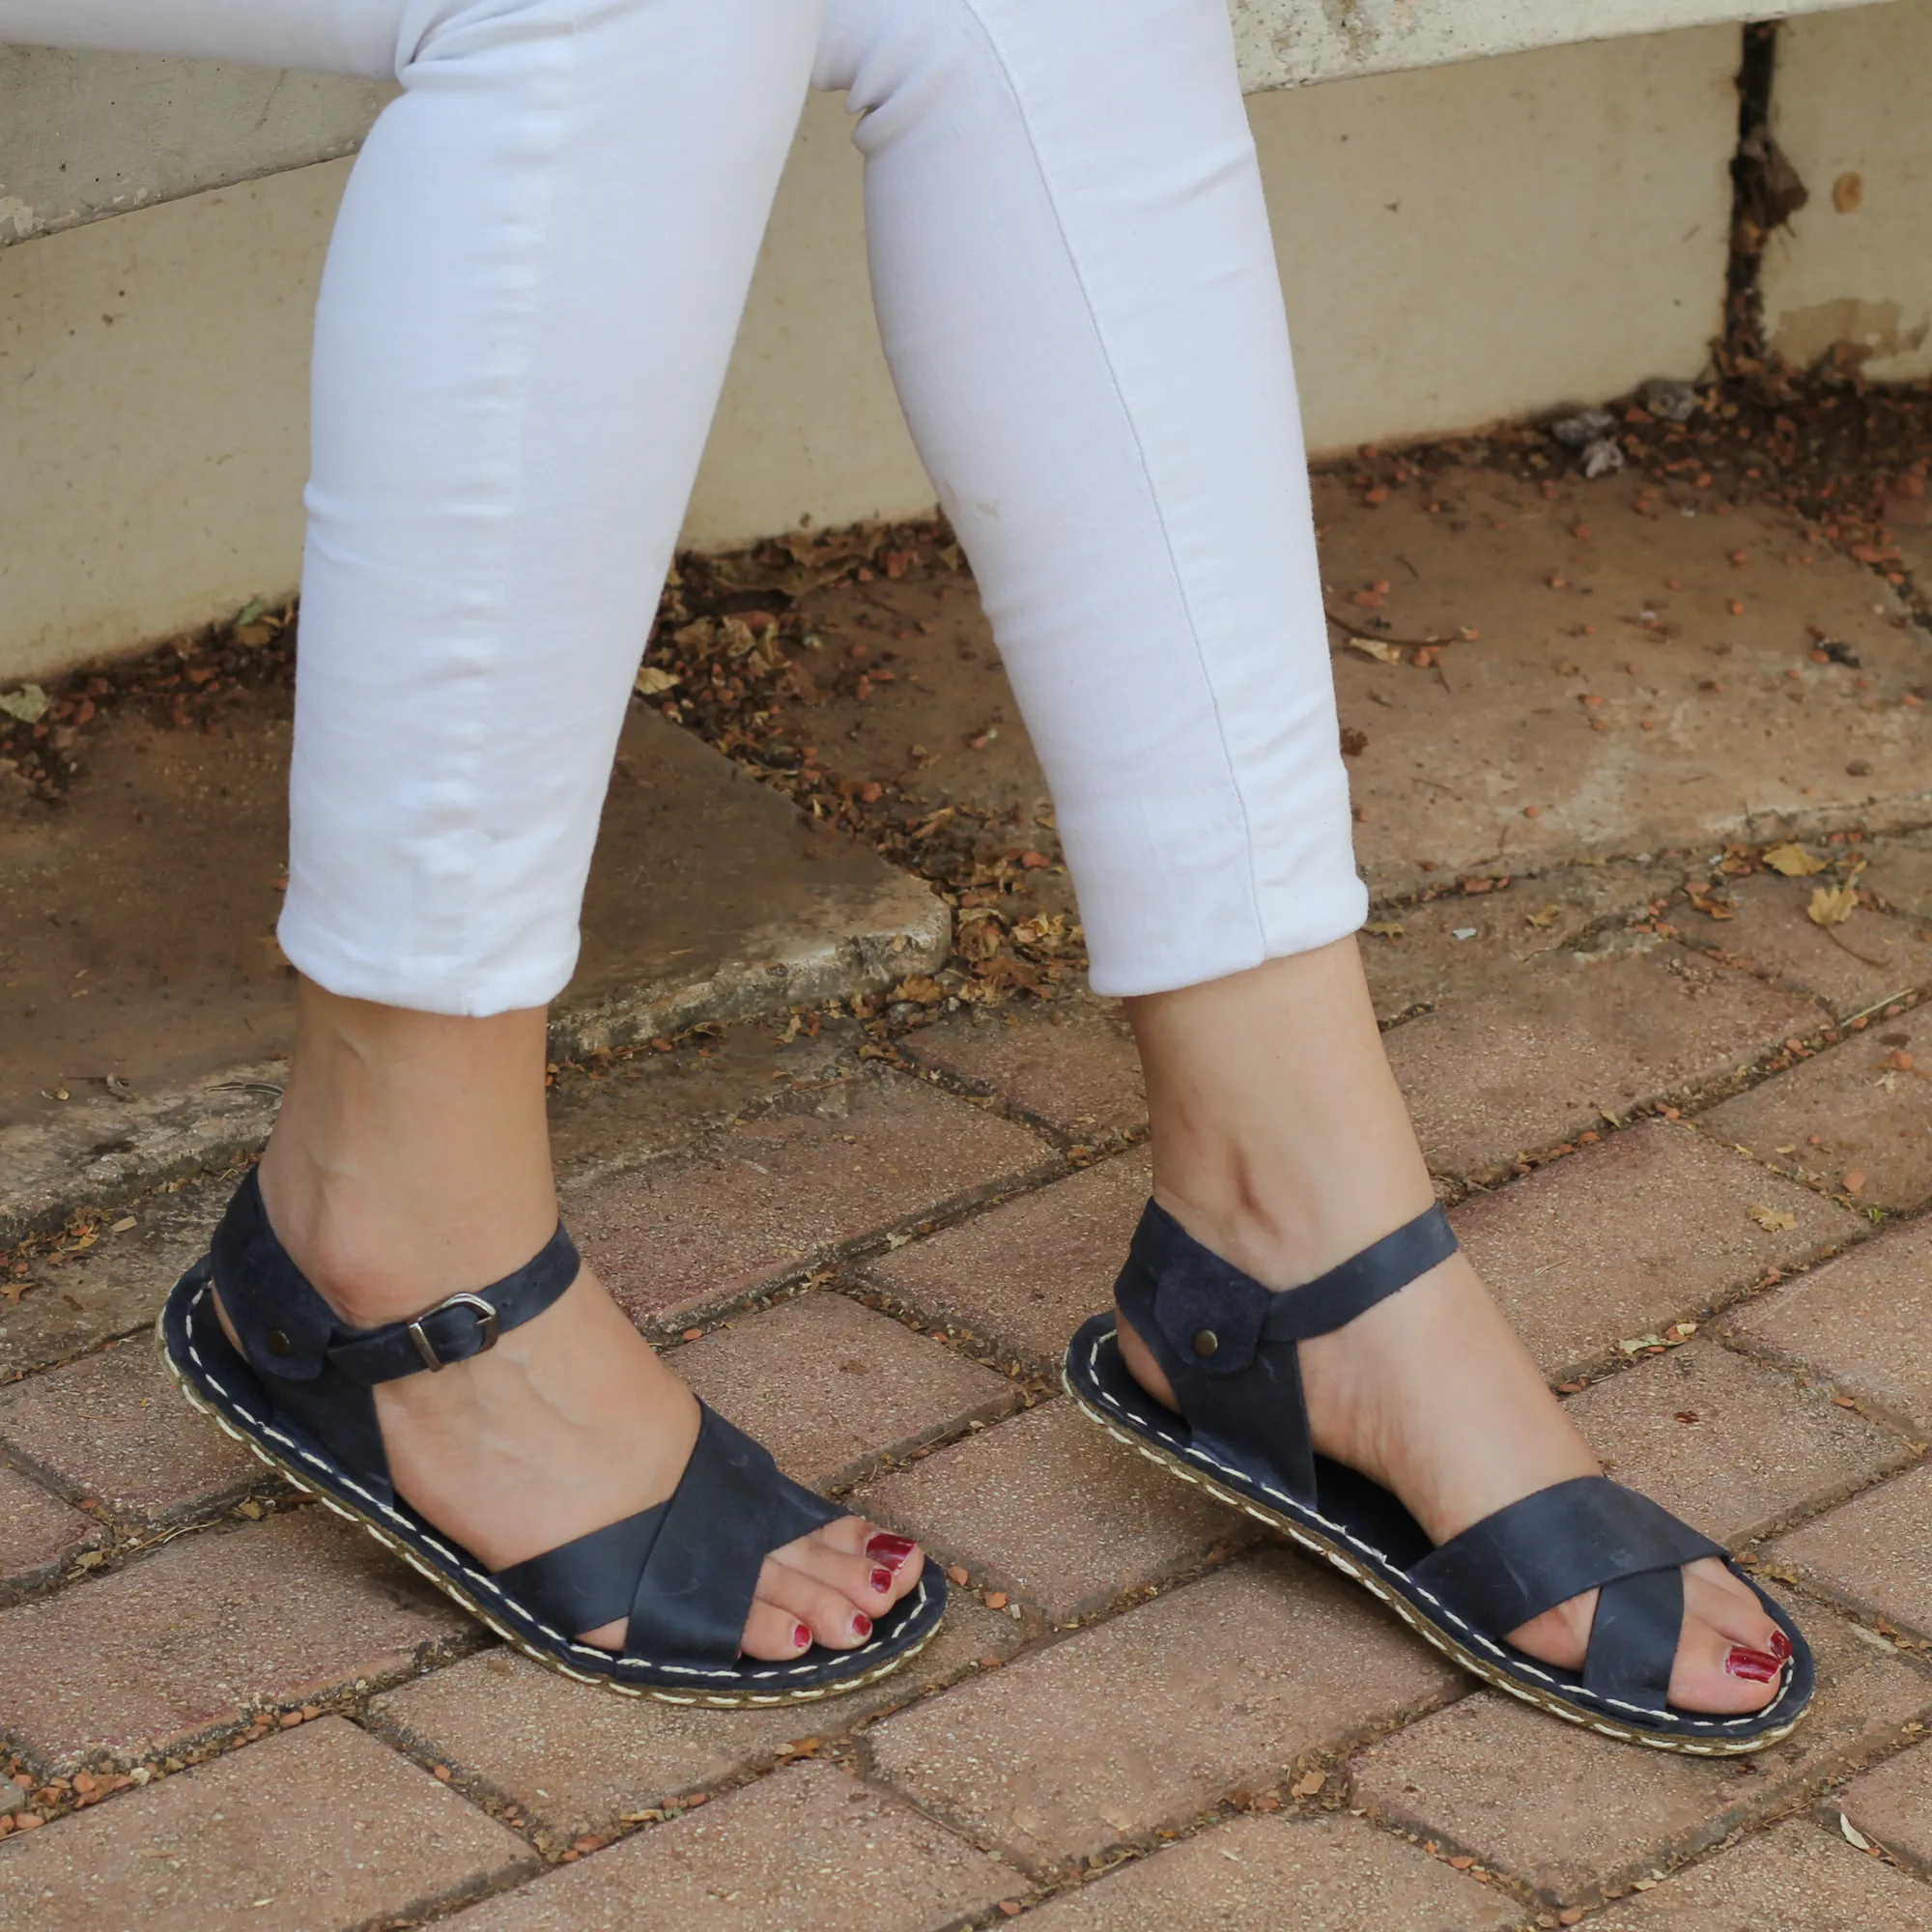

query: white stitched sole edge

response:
[155,1290,939,1711]
[1062,1350,1807,1759]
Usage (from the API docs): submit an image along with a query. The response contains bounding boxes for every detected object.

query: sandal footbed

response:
[1065,1313,1812,1755]
[159,1259,945,1707]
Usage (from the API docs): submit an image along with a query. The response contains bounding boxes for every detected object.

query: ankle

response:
[1126,945,1438,1291]
[256,979,560,1324]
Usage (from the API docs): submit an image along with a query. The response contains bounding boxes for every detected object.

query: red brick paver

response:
[367,1599,1023,1841]
[441,1762,1021,1932]
[1561,1340,1910,1545]
[1869,829,1932,922]
[1698,1024,1932,1210]
[1451,1120,1863,1380]
[1349,1611,1932,1908]
[1723,1215,1932,1435]
[0,1718,533,1932]
[1358,877,1670,1024]
[1385,941,1821,1179]
[1764,1463,1932,1638]
[901,1001,1145,1139]
[851,1398,1250,1624]
[0,1465,98,1605]
[1835,1737,1932,1877]
[1677,873,1932,1020]
[0,1341,260,1526]
[1585,1818,1932,1929]
[567,1071,1055,1327]
[869,1551,1463,1875]
[669,1293,1017,1491]
[865,1150,1149,1369]
[1019,1812,1521,1931]
[0,1508,468,1775]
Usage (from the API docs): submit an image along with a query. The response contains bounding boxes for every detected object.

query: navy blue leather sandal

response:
[158,1170,945,1707]
[1065,1200,1812,1754]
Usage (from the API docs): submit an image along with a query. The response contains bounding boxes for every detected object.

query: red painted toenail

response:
[793,1623,811,1650]
[867,1533,917,1568]
[852,1613,873,1639]
[1768,1629,1793,1662]
[1724,1644,1782,1683]
[870,1566,894,1595]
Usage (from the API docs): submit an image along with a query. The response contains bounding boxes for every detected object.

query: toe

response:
[1684,1557,1783,1652]
[753,1555,878,1650]
[1509,1562,1789,1717]
[1668,1602,1785,1715]
[774,1532,908,1616]
[799,1516,924,1604]
[741,1599,816,1662]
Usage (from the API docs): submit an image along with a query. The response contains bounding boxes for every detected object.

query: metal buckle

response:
[407,1293,501,1373]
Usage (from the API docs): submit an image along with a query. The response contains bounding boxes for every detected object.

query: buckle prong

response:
[408,1292,501,1373]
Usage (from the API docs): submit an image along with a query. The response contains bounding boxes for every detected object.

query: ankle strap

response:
[1120,1200,1458,1384]
[212,1167,581,1387]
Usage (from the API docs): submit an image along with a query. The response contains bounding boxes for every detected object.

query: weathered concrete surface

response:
[1762,0,1932,384]
[1320,469,1932,896]
[1231,0,1884,92]
[0,700,942,1240]
[0,46,388,245]
[2,4,1896,246]
[753,467,1932,914]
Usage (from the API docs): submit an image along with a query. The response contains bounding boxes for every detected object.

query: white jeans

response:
[5,0,1365,1012]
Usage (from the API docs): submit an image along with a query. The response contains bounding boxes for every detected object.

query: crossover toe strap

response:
[1409,1475,1726,1709]
[490,1404,841,1670]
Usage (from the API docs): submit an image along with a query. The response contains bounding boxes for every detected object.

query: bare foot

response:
[1122,944,1789,1717]
[215,1259,923,1660]
[217,979,921,1663]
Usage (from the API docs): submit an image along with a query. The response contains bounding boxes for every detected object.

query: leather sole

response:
[157,1260,945,1708]
[1065,1316,1813,1756]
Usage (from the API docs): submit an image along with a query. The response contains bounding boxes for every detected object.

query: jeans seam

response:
[950,0,1269,959]
[399,1,582,1002]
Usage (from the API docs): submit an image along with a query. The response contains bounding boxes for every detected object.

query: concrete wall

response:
[0,28,1747,683]
[1760,0,1932,380]
[0,44,386,244]
[0,162,339,679]
[0,1,1880,245]
[1257,28,1737,453]
[1227,0,1875,88]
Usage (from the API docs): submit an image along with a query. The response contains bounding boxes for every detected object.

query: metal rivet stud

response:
[265,1328,292,1357]
[1192,1328,1219,1356]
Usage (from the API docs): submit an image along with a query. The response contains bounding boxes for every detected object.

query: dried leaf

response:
[1362,921,1405,940]
[1748,1205,1799,1233]
[1525,904,1564,928]
[1807,881,1861,927]
[635,665,681,696]
[1347,636,1403,667]
[1293,1770,1327,1798]
[0,683,48,724]
[1763,842,1829,876]
[1841,1814,1873,1852]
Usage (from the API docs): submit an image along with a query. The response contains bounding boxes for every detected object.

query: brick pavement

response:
[6,481,1932,1926]
[5,907,1932,1926]
[7,917,1932,1926]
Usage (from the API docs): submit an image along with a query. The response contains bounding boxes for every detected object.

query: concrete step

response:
[0,700,944,1243]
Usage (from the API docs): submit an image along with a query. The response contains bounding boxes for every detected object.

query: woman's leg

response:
[816,0,1784,1710]
[4,0,919,1657]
